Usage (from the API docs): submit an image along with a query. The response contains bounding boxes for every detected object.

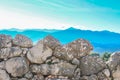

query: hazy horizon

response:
[0,0,120,33]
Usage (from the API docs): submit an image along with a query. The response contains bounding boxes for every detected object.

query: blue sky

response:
[0,0,120,33]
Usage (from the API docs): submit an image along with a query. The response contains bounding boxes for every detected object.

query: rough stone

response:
[13,34,33,48]
[45,75,69,80]
[0,47,22,59]
[80,55,106,76]
[31,61,77,77]
[5,57,29,77]
[31,64,50,75]
[32,74,44,80]
[72,58,80,65]
[0,34,12,48]
[107,51,120,80]
[97,72,111,80]
[54,39,93,61]
[27,40,52,64]
[0,61,5,69]
[102,69,110,77]
[0,69,11,80]
[18,78,28,80]
[43,35,61,50]
[107,51,120,70]
[50,61,77,77]
[112,65,120,80]
[24,71,33,79]
[80,75,98,80]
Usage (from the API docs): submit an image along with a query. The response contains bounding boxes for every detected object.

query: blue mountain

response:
[0,27,120,54]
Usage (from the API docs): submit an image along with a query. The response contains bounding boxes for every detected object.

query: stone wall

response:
[0,34,119,80]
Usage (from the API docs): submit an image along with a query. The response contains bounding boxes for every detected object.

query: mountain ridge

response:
[0,27,120,54]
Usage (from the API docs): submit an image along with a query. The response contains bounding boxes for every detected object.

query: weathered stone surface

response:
[112,65,120,80]
[0,69,11,80]
[45,75,69,80]
[0,47,22,59]
[102,69,110,78]
[31,64,50,75]
[72,58,80,65]
[80,75,98,80]
[107,52,120,80]
[18,78,28,80]
[5,57,29,77]
[43,35,61,50]
[31,61,77,77]
[0,61,5,69]
[54,39,93,61]
[13,34,33,48]
[0,34,12,48]
[107,51,120,70]
[72,68,81,80]
[32,74,44,80]
[50,62,77,77]
[24,71,33,79]
[27,40,52,64]
[97,72,111,80]
[80,55,106,76]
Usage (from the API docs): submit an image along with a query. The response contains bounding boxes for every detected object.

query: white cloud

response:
[0,7,72,30]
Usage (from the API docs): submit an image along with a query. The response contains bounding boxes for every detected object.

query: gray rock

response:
[54,39,93,61]
[31,62,77,77]
[0,69,11,80]
[18,78,28,80]
[97,72,111,80]
[107,51,120,70]
[0,47,22,59]
[24,71,33,79]
[27,40,52,64]
[31,64,50,75]
[112,65,120,80]
[72,68,81,80]
[80,55,106,76]
[13,34,33,48]
[43,35,61,50]
[102,69,110,77]
[80,75,98,80]
[50,62,77,77]
[0,34,12,48]
[107,52,120,80]
[5,57,29,77]
[32,74,44,80]
[72,58,80,65]
[45,75,69,80]
[0,61,5,69]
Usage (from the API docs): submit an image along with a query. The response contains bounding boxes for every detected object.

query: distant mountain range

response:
[0,27,120,54]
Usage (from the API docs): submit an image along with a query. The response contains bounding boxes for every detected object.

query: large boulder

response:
[27,40,52,64]
[0,47,22,59]
[80,55,106,76]
[13,34,33,48]
[0,69,11,80]
[5,57,29,77]
[0,34,12,48]
[43,35,61,50]
[54,39,93,61]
